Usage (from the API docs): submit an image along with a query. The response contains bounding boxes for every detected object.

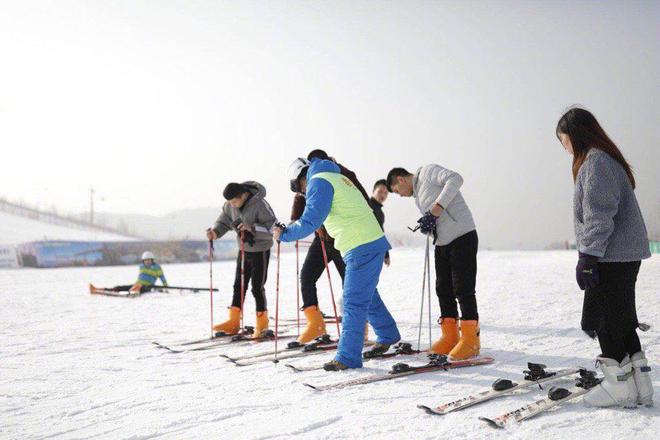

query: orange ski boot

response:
[449,320,480,360]
[429,317,459,355]
[297,306,327,344]
[253,311,269,338]
[213,306,241,335]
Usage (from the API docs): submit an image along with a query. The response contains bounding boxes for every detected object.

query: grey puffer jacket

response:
[212,181,277,252]
[413,164,476,246]
[574,149,650,262]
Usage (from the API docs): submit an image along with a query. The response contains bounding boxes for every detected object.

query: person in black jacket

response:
[368,179,391,267]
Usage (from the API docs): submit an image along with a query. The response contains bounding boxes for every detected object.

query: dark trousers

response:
[113,285,152,293]
[582,261,642,363]
[434,230,479,320]
[231,250,270,312]
[301,236,346,309]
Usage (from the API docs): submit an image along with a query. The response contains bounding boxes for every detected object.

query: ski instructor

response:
[273,157,401,371]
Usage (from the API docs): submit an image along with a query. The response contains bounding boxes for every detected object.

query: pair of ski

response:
[89,284,211,297]
[221,334,341,366]
[479,369,600,428]
[89,284,140,298]
[285,342,421,372]
[417,362,600,428]
[153,327,295,353]
[226,340,418,368]
[304,354,495,391]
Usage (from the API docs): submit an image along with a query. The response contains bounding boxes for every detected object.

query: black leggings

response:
[113,285,152,293]
[231,250,270,312]
[301,236,346,309]
[434,230,479,320]
[582,261,642,363]
[598,329,641,364]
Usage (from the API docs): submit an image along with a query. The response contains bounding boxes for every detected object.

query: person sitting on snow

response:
[89,251,167,294]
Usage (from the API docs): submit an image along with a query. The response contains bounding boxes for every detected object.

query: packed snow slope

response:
[0,211,134,244]
[2,249,658,439]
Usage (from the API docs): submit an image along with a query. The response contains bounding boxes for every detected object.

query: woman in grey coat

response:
[556,107,652,408]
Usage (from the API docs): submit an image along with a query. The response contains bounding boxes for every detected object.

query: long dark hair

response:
[556,107,635,188]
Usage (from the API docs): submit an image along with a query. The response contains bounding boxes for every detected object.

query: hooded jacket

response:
[212,181,277,252]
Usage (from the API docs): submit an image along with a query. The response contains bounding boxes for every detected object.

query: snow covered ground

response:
[2,248,658,439]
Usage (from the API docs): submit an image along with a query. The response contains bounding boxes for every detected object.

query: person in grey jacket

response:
[386,164,480,360]
[206,181,277,337]
[557,107,652,409]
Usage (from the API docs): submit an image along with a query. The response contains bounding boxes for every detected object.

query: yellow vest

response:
[311,172,383,253]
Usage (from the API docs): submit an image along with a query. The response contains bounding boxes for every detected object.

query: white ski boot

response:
[584,355,638,408]
[631,351,654,407]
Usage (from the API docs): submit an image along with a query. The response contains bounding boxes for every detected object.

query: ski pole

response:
[295,240,301,337]
[240,238,245,330]
[426,234,432,349]
[417,236,429,352]
[157,285,219,292]
[320,239,341,338]
[208,240,214,339]
[273,240,282,363]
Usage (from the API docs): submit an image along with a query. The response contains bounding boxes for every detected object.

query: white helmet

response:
[141,251,155,261]
[287,157,310,193]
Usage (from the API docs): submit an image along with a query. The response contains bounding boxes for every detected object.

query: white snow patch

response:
[1,249,658,439]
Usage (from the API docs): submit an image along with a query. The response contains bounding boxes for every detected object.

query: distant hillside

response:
[0,211,134,245]
[88,207,222,240]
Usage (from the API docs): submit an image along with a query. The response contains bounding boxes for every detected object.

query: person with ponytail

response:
[556,107,652,408]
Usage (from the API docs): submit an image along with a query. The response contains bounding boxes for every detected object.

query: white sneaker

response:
[631,351,654,407]
[584,355,638,408]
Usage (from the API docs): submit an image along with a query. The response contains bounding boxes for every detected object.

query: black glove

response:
[239,229,256,246]
[273,222,287,242]
[417,211,437,235]
[576,252,599,290]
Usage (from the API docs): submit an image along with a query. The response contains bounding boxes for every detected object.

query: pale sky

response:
[1,0,658,249]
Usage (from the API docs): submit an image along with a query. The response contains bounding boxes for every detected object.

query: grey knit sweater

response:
[574,149,650,262]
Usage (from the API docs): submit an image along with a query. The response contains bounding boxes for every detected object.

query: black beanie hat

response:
[307,149,329,160]
[223,183,248,200]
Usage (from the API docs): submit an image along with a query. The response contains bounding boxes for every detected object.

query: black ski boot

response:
[363,343,391,359]
[323,360,349,371]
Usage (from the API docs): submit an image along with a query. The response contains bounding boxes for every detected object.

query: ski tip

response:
[478,416,504,429]
[285,364,305,373]
[303,383,320,391]
[416,405,440,415]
